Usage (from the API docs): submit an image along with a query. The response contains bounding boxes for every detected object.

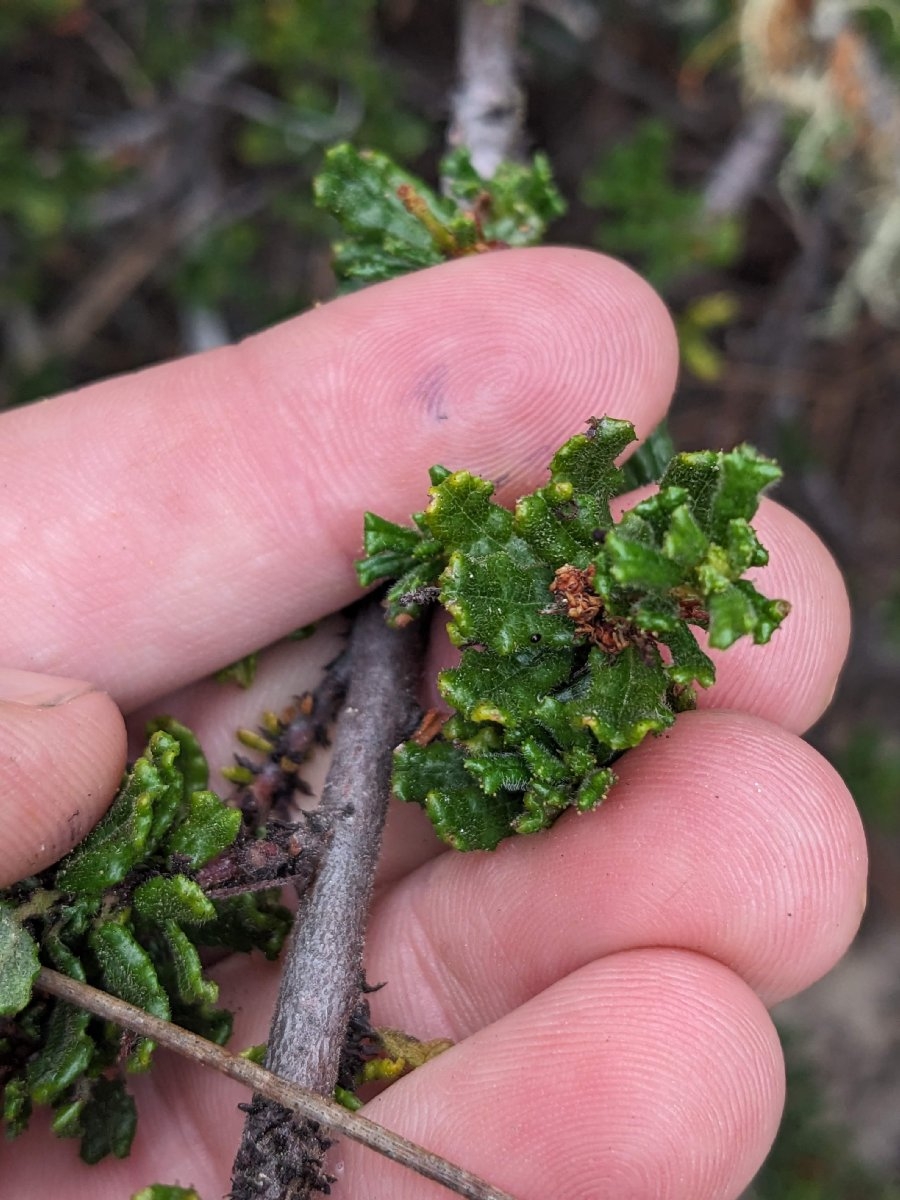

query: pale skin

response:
[0,247,866,1199]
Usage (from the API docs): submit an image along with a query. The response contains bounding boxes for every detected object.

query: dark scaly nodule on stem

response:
[230,597,427,1198]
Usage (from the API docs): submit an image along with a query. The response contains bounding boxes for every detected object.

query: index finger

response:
[1,248,677,710]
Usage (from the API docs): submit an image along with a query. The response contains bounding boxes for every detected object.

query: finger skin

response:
[336,951,785,1200]
[364,711,867,1023]
[0,950,784,1200]
[0,248,677,710]
[0,670,126,886]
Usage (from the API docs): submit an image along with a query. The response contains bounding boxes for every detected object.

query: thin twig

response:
[231,597,427,1198]
[450,0,525,177]
[34,967,515,1200]
[703,101,785,217]
[228,645,353,824]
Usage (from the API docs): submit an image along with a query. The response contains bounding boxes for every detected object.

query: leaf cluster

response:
[358,417,789,850]
[0,720,291,1163]
[314,142,565,290]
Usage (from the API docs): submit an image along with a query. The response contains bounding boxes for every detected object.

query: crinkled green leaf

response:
[422,470,514,553]
[78,1076,137,1164]
[441,547,570,654]
[441,148,565,245]
[88,922,171,1022]
[214,652,259,689]
[132,1187,202,1200]
[157,920,219,1006]
[708,580,791,648]
[315,144,452,249]
[575,647,675,750]
[132,875,217,926]
[2,1076,30,1137]
[162,789,242,869]
[198,892,291,961]
[0,902,40,1016]
[463,750,530,795]
[547,417,635,507]
[357,512,426,585]
[393,740,520,851]
[145,716,209,795]
[439,645,572,727]
[50,1095,84,1137]
[512,779,571,834]
[315,144,563,293]
[43,925,88,981]
[26,1001,93,1104]
[606,526,684,590]
[659,444,782,543]
[55,732,182,896]
[660,621,716,689]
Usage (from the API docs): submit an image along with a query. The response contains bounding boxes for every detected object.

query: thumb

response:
[0,669,126,887]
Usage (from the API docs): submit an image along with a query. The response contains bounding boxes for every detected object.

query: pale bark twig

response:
[34,967,515,1200]
[230,597,428,1198]
[450,0,525,178]
[704,101,785,217]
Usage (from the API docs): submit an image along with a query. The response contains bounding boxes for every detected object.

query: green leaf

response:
[315,144,564,292]
[605,526,684,590]
[708,581,791,648]
[547,416,635,504]
[659,444,781,543]
[132,875,217,925]
[163,789,242,869]
[78,1076,137,1164]
[214,652,259,689]
[88,922,171,1022]
[198,892,292,961]
[441,148,566,245]
[131,1187,202,1200]
[439,645,573,727]
[357,512,425,586]
[50,1095,84,1137]
[393,740,520,851]
[55,732,183,896]
[2,1077,31,1137]
[422,470,514,553]
[660,621,716,689]
[573,646,674,751]
[314,144,449,286]
[157,921,219,1006]
[145,717,210,795]
[440,547,569,654]
[26,1001,94,1104]
[0,902,40,1016]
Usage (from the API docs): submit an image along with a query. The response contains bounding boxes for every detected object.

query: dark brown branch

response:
[34,967,514,1200]
[228,645,353,824]
[231,597,427,1198]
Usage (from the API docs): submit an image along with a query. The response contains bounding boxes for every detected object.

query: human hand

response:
[0,248,866,1199]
